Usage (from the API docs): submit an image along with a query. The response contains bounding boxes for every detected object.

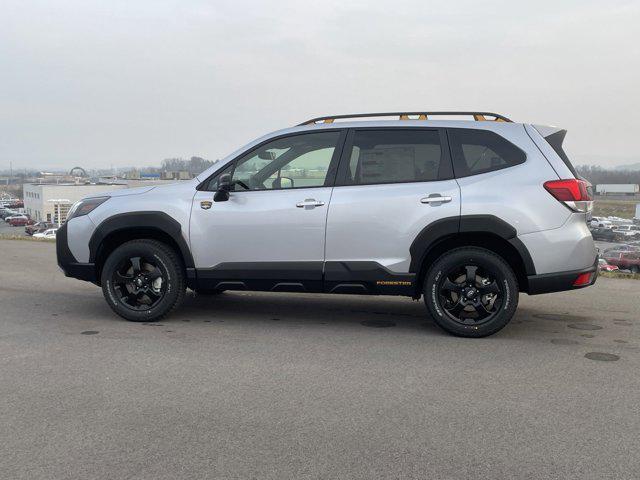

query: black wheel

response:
[423,247,518,337]
[101,239,186,322]
[631,265,639,274]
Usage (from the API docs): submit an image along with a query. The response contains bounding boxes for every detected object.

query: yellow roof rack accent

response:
[400,114,428,120]
[299,111,512,126]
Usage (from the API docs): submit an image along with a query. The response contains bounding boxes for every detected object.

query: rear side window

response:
[342,129,446,185]
[543,129,578,178]
[448,129,526,178]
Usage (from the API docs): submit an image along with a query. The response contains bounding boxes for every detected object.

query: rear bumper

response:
[56,222,98,284]
[526,256,598,295]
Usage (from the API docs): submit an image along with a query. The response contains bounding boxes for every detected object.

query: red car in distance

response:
[603,251,640,274]
[7,215,31,227]
[598,258,619,272]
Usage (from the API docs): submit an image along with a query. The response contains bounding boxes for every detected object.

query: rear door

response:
[324,128,460,294]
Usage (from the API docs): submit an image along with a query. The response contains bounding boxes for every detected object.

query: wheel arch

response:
[89,212,195,286]
[410,215,536,295]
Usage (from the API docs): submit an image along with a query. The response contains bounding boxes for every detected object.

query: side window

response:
[448,129,526,177]
[205,164,233,191]
[343,129,443,185]
[231,131,341,191]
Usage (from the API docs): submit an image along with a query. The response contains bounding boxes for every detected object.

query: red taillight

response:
[573,272,593,286]
[544,179,592,201]
[544,179,593,212]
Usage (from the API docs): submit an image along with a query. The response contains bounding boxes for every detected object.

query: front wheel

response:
[101,239,186,322]
[423,247,518,337]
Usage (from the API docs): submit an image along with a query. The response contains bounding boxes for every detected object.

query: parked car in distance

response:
[590,217,612,229]
[598,258,619,272]
[602,244,640,254]
[25,221,53,236]
[1,209,18,220]
[590,227,620,242]
[590,217,613,229]
[612,224,640,239]
[33,228,57,239]
[603,251,640,273]
[7,215,30,226]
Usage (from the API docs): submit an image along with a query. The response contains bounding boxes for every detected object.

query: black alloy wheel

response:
[424,247,518,337]
[111,255,166,310]
[101,239,185,321]
[437,264,503,326]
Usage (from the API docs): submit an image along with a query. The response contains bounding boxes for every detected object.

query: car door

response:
[191,129,346,292]
[324,128,460,294]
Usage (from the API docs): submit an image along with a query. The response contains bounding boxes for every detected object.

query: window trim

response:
[445,127,527,179]
[197,129,348,192]
[334,127,454,187]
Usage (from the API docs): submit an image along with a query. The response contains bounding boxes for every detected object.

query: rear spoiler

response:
[532,124,578,178]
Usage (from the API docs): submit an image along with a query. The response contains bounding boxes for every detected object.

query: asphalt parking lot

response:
[1,240,639,479]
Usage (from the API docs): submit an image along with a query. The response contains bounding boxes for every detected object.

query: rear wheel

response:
[101,239,186,322]
[423,247,518,337]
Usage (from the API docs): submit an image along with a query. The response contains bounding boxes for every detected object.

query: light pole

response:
[47,198,70,227]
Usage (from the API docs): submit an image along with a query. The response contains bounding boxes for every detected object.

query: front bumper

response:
[526,255,599,295]
[56,222,98,284]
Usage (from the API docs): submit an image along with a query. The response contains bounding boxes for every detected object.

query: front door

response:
[191,130,345,292]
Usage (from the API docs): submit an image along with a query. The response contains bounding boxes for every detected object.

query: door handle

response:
[296,199,325,208]
[420,194,452,204]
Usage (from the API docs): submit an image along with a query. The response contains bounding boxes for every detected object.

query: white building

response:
[23,183,128,224]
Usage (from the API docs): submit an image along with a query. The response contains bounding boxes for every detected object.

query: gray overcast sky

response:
[1,0,639,170]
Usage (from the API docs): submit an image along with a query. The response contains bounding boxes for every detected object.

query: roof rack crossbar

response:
[298,111,512,126]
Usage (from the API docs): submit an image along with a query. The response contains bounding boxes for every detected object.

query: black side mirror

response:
[272,176,294,189]
[257,150,276,160]
[214,173,231,202]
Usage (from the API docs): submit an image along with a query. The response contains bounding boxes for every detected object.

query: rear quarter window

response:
[448,128,526,178]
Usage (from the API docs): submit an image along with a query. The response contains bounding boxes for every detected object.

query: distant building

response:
[161,171,193,180]
[23,183,128,224]
[23,179,186,223]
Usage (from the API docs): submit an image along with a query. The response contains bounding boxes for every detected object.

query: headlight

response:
[66,196,110,222]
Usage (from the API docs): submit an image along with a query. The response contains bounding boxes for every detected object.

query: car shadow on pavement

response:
[174,291,446,335]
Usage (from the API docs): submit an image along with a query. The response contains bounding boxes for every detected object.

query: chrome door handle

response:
[296,199,325,208]
[420,195,452,204]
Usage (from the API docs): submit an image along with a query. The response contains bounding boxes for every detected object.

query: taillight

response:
[573,272,593,287]
[543,179,593,213]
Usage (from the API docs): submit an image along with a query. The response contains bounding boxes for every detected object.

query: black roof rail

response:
[298,111,513,126]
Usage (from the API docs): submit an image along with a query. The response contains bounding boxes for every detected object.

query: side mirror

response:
[258,150,276,160]
[214,173,231,202]
[272,176,294,189]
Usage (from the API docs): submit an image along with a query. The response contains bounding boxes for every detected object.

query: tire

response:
[423,247,518,338]
[101,239,186,322]
[631,265,639,274]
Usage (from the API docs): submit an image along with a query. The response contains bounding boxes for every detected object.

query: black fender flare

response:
[409,214,536,275]
[88,211,195,269]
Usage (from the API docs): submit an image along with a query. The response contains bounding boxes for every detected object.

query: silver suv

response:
[57,112,597,337]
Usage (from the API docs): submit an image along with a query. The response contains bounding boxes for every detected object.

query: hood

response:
[85,186,156,199]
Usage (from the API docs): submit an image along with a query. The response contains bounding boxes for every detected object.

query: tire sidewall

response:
[424,248,518,337]
[101,242,180,321]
